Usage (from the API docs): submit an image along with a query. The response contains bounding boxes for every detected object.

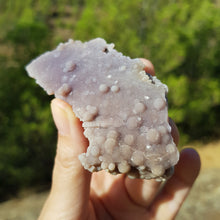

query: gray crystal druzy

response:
[26,38,179,180]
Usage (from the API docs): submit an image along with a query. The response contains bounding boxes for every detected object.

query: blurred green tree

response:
[76,0,220,142]
[0,0,56,200]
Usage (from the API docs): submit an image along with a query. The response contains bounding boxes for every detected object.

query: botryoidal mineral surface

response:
[26,38,179,181]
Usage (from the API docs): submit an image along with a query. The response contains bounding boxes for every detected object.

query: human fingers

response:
[125,59,179,208]
[169,117,179,146]
[139,58,156,76]
[125,120,179,208]
[149,148,201,220]
[125,177,162,207]
[140,58,179,145]
[39,98,91,220]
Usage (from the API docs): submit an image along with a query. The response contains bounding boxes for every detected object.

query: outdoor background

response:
[0,0,220,219]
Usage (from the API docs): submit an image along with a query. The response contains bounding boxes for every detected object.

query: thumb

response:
[39,98,91,220]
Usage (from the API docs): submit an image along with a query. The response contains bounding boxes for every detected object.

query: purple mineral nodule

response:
[26,38,179,181]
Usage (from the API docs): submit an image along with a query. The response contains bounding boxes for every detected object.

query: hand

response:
[38,59,201,220]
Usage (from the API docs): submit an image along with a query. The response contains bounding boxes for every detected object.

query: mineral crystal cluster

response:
[26,38,179,180]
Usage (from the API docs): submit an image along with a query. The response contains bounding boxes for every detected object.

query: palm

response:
[90,172,152,220]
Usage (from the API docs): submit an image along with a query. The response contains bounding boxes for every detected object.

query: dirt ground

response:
[0,141,220,220]
[176,141,220,220]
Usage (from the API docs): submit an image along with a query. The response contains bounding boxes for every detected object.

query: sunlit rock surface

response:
[26,38,179,180]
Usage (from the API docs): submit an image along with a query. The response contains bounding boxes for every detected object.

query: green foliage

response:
[0,0,56,201]
[0,0,220,199]
[155,1,220,142]
[74,0,220,142]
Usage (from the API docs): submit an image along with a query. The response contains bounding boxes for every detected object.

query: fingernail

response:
[51,100,71,136]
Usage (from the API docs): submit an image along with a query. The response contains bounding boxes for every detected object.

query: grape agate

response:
[26,38,179,181]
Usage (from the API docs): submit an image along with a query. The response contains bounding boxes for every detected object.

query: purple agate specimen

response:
[26,38,179,180]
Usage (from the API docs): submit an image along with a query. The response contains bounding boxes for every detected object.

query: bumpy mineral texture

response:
[26,38,179,180]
